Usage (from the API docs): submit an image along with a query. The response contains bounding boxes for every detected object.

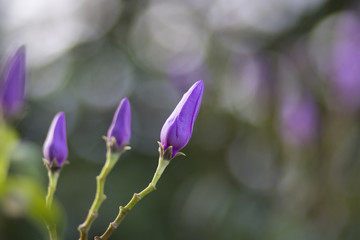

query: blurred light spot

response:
[279,94,318,147]
[227,134,276,191]
[11,141,42,164]
[175,175,232,229]
[2,190,27,218]
[181,0,213,11]
[310,12,360,113]
[2,0,121,67]
[130,2,207,72]
[208,0,324,34]
[308,14,339,78]
[28,55,71,99]
[331,12,360,113]
[72,48,133,109]
[11,142,43,179]
[209,0,324,54]
[221,56,273,125]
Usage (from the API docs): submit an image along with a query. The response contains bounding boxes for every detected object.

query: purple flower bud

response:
[43,112,68,168]
[332,12,360,112]
[0,46,26,117]
[160,80,204,157]
[107,98,131,149]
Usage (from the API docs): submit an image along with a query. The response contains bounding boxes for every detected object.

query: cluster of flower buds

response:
[42,80,204,171]
[9,46,203,239]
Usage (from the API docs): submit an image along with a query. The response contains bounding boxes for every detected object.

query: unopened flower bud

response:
[0,46,26,117]
[43,112,68,169]
[332,12,360,112]
[160,80,204,158]
[107,98,131,150]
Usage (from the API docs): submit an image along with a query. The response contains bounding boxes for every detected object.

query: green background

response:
[1,0,360,239]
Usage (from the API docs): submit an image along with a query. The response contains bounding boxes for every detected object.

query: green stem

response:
[78,148,121,240]
[46,224,58,240]
[45,170,60,240]
[46,171,60,208]
[95,157,170,240]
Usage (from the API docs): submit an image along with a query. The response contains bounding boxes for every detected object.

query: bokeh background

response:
[1,0,360,239]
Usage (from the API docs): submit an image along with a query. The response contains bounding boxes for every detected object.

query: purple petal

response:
[0,46,26,117]
[107,98,131,148]
[160,80,204,156]
[43,112,68,167]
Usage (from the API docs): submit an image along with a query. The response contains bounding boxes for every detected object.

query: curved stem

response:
[95,157,169,240]
[45,170,60,240]
[46,171,60,208]
[46,224,58,240]
[78,148,121,240]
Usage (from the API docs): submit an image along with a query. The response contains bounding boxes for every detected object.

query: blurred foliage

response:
[0,124,63,239]
[1,0,360,240]
[0,123,17,190]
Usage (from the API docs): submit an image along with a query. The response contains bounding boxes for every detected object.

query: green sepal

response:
[157,141,185,161]
[43,158,63,173]
[103,136,131,153]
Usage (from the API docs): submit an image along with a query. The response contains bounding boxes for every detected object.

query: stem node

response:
[96,156,170,239]
[78,149,121,240]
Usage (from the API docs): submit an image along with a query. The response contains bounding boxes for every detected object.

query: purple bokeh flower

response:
[228,55,274,123]
[43,112,68,167]
[0,46,26,117]
[280,95,318,147]
[107,98,131,149]
[332,12,360,112]
[160,80,204,156]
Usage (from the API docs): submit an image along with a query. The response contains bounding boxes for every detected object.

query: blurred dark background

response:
[1,0,360,239]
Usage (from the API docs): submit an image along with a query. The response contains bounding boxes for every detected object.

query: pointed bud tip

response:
[160,80,204,156]
[55,111,65,120]
[190,80,204,94]
[195,80,204,87]
[107,98,132,151]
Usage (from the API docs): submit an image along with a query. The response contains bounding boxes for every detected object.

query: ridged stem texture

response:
[78,148,120,240]
[95,157,170,240]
